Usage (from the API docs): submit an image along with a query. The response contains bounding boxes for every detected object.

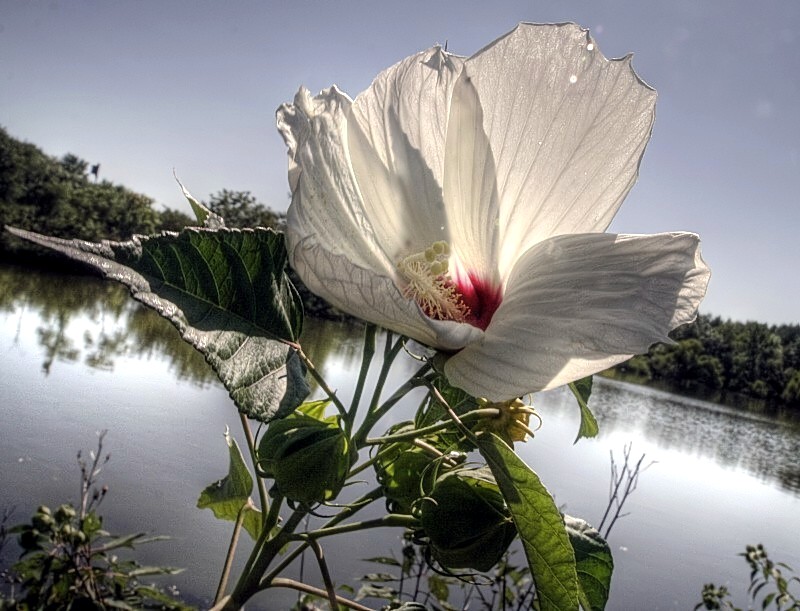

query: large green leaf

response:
[569,376,598,443]
[565,516,614,610]
[197,430,262,540]
[6,225,308,422]
[477,433,579,611]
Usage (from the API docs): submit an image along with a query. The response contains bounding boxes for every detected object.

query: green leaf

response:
[197,430,262,540]
[174,172,225,229]
[565,515,614,610]
[569,376,598,443]
[477,433,579,611]
[6,225,308,422]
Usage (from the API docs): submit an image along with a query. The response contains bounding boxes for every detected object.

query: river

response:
[1,262,798,610]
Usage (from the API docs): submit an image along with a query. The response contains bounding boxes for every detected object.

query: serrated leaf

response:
[569,376,598,443]
[6,225,308,422]
[174,172,225,229]
[197,430,262,540]
[477,433,579,611]
[565,515,613,610]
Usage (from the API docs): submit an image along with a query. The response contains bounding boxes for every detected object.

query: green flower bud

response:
[416,466,516,572]
[374,423,443,515]
[258,402,352,505]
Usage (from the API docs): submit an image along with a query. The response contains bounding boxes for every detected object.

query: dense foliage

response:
[0,127,162,253]
[613,314,800,408]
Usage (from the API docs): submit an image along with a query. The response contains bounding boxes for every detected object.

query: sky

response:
[2,1,798,326]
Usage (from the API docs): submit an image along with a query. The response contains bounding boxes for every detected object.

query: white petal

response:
[278,85,482,352]
[463,23,657,278]
[277,86,393,275]
[292,236,484,351]
[348,48,464,260]
[442,70,500,284]
[445,232,710,400]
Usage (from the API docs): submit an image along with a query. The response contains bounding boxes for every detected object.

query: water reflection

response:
[1,263,218,384]
[3,261,800,499]
[591,378,800,495]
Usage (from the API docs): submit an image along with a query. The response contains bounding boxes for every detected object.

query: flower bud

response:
[416,466,516,572]
[258,404,351,505]
[374,423,442,515]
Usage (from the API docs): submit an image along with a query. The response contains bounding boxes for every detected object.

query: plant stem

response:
[363,408,500,445]
[225,509,307,608]
[346,323,377,434]
[291,514,419,541]
[291,342,349,419]
[308,538,338,610]
[353,361,431,447]
[238,412,268,519]
[214,501,247,604]
[261,487,384,586]
[268,577,374,611]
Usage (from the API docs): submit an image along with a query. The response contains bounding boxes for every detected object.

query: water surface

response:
[1,263,798,609]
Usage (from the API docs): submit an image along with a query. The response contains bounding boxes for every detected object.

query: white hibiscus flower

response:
[277,22,710,401]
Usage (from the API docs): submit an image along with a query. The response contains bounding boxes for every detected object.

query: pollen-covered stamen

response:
[397,241,470,323]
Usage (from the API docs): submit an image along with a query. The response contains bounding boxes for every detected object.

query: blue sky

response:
[2,1,798,325]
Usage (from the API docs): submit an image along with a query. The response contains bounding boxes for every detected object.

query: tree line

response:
[613,314,800,408]
[0,125,340,318]
[2,126,798,408]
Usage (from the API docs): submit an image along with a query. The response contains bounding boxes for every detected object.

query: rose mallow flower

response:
[277,22,710,401]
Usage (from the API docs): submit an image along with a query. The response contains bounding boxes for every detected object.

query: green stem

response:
[214,501,248,604]
[368,332,406,413]
[291,343,348,419]
[363,408,500,445]
[262,492,284,538]
[226,509,307,608]
[353,362,431,446]
[346,323,377,434]
[261,487,384,586]
[308,538,338,611]
[238,412,268,519]
[292,514,418,541]
[267,577,374,611]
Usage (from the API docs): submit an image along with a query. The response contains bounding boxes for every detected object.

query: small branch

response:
[347,324,377,432]
[353,362,431,446]
[239,412,268,519]
[268,577,374,611]
[291,514,418,542]
[599,443,653,538]
[363,408,499,445]
[309,538,338,611]
[261,487,384,586]
[291,343,348,419]
[214,502,248,604]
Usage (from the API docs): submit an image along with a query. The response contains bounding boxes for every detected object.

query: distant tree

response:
[156,207,195,232]
[206,189,282,228]
[59,153,89,180]
[0,126,159,252]
[783,370,800,405]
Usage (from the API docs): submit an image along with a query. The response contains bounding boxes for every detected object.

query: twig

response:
[309,538,338,611]
[214,501,248,604]
[269,577,374,611]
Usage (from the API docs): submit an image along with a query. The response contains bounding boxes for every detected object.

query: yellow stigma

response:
[397,241,469,323]
[475,398,541,444]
